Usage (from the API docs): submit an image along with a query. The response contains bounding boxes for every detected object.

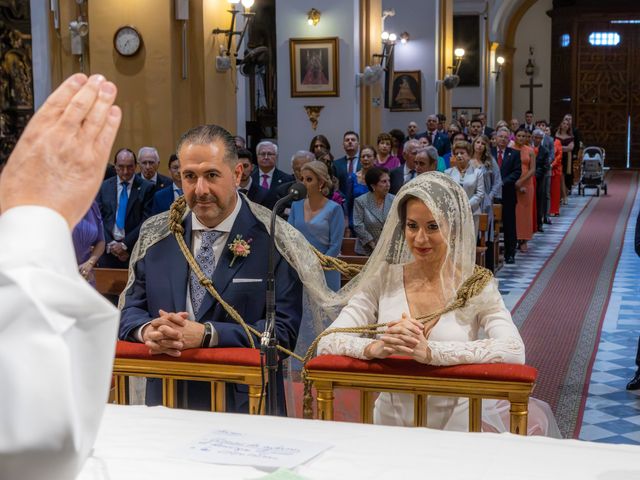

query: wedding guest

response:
[415,146,439,175]
[317,173,559,436]
[353,167,394,255]
[555,118,574,205]
[549,127,564,216]
[315,149,348,226]
[73,200,105,287]
[470,135,501,269]
[375,132,401,170]
[390,139,419,194]
[512,128,535,252]
[389,129,406,162]
[532,129,551,232]
[347,145,376,231]
[445,141,485,235]
[334,131,361,196]
[443,132,469,169]
[492,127,522,264]
[309,134,331,157]
[289,161,344,291]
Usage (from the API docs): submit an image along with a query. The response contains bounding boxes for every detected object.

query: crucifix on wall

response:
[520,47,542,112]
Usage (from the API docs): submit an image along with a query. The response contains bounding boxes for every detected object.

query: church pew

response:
[305,355,536,435]
[94,267,129,297]
[341,237,358,256]
[493,204,503,272]
[339,254,369,286]
[476,213,488,268]
[112,341,265,414]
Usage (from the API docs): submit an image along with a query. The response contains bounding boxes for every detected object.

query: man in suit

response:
[237,148,276,208]
[536,120,555,224]
[492,127,522,264]
[151,154,183,215]
[418,114,451,157]
[136,146,172,193]
[406,121,419,140]
[97,147,155,268]
[520,110,536,133]
[390,139,419,194]
[532,129,551,232]
[468,117,483,139]
[119,125,302,413]
[333,130,360,196]
[251,141,294,194]
[476,112,494,138]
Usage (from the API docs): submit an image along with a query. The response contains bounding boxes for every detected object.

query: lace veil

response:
[124,172,476,339]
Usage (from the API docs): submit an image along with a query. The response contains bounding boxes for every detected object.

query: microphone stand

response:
[261,183,306,416]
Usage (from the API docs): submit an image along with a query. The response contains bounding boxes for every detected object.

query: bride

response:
[316,172,560,435]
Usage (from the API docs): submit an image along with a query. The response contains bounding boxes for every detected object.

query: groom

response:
[119,124,302,413]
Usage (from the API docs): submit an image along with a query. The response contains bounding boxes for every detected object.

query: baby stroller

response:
[578,146,607,196]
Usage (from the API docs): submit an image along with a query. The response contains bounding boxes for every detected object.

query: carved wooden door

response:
[576,21,630,168]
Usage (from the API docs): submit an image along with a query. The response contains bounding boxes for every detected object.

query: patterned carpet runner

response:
[512,171,638,438]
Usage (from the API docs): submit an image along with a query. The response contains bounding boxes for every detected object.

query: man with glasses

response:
[136,146,172,193]
[250,140,294,194]
[97,147,154,268]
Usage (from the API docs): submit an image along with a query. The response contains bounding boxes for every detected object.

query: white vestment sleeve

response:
[0,206,119,480]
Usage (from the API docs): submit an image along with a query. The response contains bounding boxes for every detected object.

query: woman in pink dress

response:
[375,132,401,170]
[512,128,535,252]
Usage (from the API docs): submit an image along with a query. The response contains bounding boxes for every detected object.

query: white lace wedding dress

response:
[318,263,560,436]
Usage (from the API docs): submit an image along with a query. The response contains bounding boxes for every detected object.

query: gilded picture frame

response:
[289,37,339,97]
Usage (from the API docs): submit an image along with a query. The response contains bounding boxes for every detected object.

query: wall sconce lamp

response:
[493,56,505,80]
[212,0,255,59]
[373,31,397,69]
[452,47,465,75]
[400,32,410,44]
[307,8,321,26]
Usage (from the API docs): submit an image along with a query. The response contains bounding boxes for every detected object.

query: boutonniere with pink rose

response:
[228,235,252,267]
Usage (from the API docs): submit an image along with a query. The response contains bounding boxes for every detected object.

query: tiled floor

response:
[494,187,640,445]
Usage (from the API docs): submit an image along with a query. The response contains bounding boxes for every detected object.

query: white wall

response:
[380,0,438,133]
[276,0,359,171]
[511,0,552,122]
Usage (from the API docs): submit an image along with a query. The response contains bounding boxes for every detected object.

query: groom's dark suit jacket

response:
[119,198,302,413]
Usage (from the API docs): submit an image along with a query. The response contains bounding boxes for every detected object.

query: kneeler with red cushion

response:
[304,355,537,435]
[112,341,264,413]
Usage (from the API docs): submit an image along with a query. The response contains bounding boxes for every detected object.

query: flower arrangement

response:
[228,235,252,267]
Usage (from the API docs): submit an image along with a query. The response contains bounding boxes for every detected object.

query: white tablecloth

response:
[79,404,640,480]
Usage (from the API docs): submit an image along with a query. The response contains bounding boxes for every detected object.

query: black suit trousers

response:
[500,187,518,258]
[536,175,545,228]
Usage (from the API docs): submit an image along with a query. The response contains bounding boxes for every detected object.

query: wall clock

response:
[114,26,142,57]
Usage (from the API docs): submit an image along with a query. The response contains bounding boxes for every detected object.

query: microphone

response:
[274,182,307,211]
[261,181,306,416]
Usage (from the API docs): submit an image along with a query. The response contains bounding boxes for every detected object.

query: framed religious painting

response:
[451,107,481,122]
[289,37,339,97]
[390,70,422,112]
